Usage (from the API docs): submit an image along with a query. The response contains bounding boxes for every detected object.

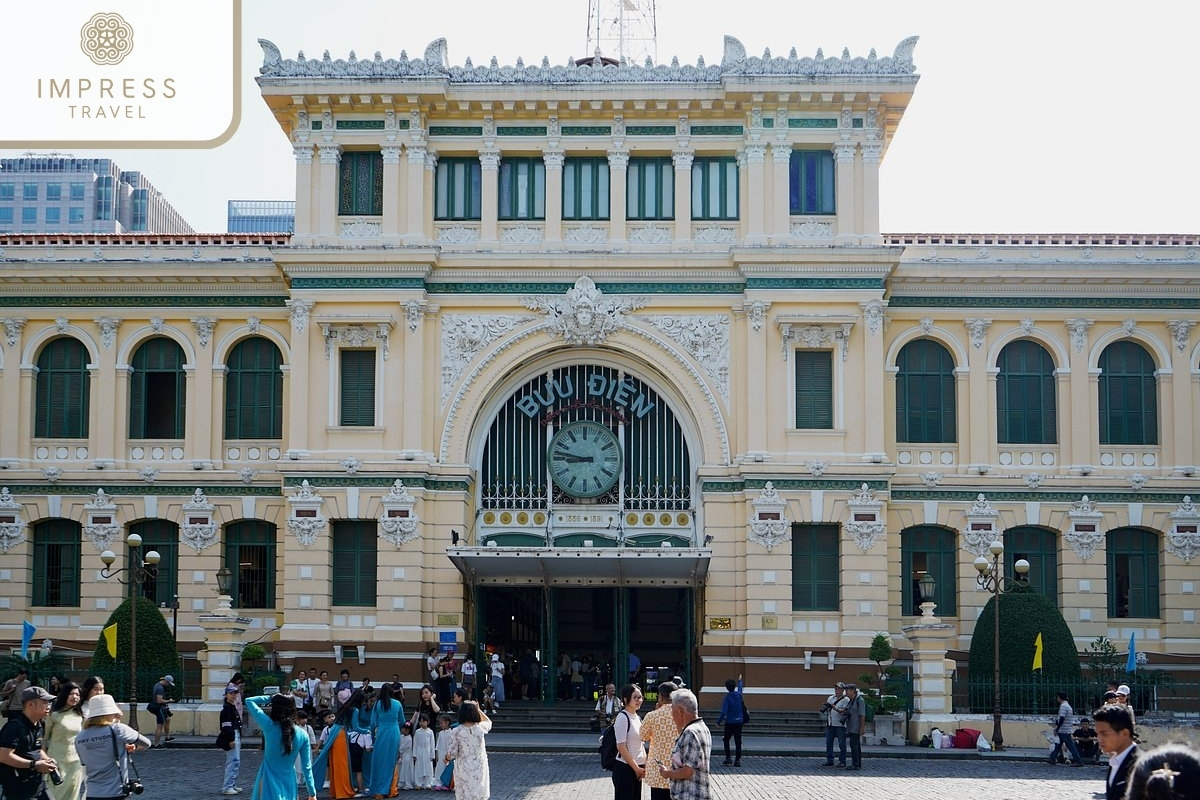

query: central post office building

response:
[3,33,1199,709]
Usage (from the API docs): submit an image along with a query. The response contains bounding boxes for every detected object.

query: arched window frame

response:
[895,338,957,443]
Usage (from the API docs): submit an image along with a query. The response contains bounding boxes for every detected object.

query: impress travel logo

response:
[2,0,240,148]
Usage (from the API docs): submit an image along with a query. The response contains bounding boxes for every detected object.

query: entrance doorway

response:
[475,585,692,704]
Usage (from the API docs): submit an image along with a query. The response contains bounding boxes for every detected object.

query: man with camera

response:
[0,686,61,800]
[818,682,850,768]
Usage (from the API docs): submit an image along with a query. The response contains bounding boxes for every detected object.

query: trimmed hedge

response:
[90,596,180,700]
[967,585,1082,713]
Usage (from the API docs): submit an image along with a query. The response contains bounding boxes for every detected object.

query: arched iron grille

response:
[481,364,692,510]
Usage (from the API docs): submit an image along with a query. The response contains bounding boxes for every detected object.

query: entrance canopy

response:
[447,546,711,587]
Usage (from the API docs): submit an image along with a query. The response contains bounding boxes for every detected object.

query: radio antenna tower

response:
[585,0,657,65]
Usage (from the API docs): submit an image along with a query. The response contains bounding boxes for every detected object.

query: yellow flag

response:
[102,623,118,659]
[1032,632,1044,671]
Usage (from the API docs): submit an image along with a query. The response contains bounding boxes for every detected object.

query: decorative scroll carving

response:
[0,488,26,553]
[860,300,885,336]
[919,472,941,488]
[286,300,314,334]
[1065,319,1094,353]
[441,314,536,406]
[1023,473,1045,489]
[1,318,26,348]
[963,318,992,350]
[180,488,218,551]
[748,482,790,552]
[918,317,934,335]
[191,317,216,349]
[692,225,737,244]
[845,483,886,552]
[563,225,608,244]
[778,322,853,361]
[287,480,327,547]
[436,225,480,244]
[379,479,420,548]
[523,276,646,347]
[404,300,426,332]
[340,218,382,238]
[641,315,730,401]
[84,488,120,551]
[321,322,392,360]
[790,220,834,238]
[960,493,999,557]
[1066,495,1104,561]
[744,300,769,333]
[627,225,671,244]
[500,224,544,244]
[1167,320,1195,352]
[1167,496,1200,562]
[96,317,121,350]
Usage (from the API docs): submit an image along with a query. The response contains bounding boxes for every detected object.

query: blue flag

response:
[20,620,36,659]
[1126,631,1137,673]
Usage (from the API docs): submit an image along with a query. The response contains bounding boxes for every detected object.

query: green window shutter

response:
[338,151,384,216]
[901,526,957,617]
[225,521,276,609]
[129,338,185,439]
[1002,526,1059,604]
[225,338,284,439]
[339,349,376,426]
[794,351,833,429]
[895,339,956,443]
[997,340,1057,444]
[332,521,378,607]
[791,524,839,611]
[1099,341,1158,445]
[36,338,91,438]
[129,520,178,605]
[1107,528,1159,618]
[563,158,611,221]
[33,520,81,607]
[627,158,674,221]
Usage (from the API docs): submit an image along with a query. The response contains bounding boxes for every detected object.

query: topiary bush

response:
[967,585,1082,713]
[90,596,180,704]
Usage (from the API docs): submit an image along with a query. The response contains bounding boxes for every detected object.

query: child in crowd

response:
[480,683,496,715]
[295,710,316,790]
[434,713,454,790]
[412,713,436,789]
[397,722,415,791]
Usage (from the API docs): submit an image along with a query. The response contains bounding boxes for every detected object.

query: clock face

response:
[548,421,622,498]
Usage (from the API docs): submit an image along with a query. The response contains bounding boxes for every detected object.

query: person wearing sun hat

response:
[1114,683,1136,729]
[74,695,150,800]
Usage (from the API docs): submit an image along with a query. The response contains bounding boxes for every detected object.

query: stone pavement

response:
[132,744,1106,800]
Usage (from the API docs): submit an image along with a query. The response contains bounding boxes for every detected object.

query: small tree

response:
[868,633,893,691]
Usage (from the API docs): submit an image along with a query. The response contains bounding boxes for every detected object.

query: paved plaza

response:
[132,748,1104,800]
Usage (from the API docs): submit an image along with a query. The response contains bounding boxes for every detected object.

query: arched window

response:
[128,520,178,606]
[1003,526,1058,603]
[1107,527,1160,618]
[129,338,186,439]
[35,337,91,438]
[224,521,276,609]
[32,519,80,607]
[895,339,957,443]
[901,526,957,616]
[1099,341,1158,445]
[997,341,1057,444]
[224,337,283,439]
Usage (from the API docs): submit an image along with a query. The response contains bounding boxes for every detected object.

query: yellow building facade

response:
[1,34,1199,711]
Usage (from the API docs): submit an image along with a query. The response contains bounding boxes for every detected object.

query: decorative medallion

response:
[1066,495,1104,561]
[0,487,27,553]
[180,488,218,552]
[845,483,886,552]
[523,276,646,347]
[748,481,790,552]
[287,480,327,547]
[960,493,999,557]
[83,488,120,551]
[744,300,770,333]
[380,480,420,548]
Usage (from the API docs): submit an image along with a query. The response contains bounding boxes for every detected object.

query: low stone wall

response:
[910,713,1200,751]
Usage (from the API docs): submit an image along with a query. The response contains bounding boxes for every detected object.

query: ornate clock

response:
[547,420,622,498]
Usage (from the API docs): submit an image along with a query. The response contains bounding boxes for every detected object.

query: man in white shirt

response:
[1047,691,1085,767]
[819,682,849,767]
[1093,703,1138,800]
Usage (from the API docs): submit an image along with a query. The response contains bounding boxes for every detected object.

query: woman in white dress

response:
[443,701,492,800]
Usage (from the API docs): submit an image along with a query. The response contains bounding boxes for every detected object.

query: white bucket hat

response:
[85,694,123,720]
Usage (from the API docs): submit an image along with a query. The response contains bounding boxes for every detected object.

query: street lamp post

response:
[100,533,160,732]
[973,540,1030,751]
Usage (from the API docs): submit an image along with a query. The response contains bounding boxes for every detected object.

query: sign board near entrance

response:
[439,629,457,654]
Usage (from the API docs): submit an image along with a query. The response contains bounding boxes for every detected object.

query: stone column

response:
[316,143,342,240]
[770,144,791,242]
[744,144,767,244]
[0,319,26,463]
[860,300,888,460]
[401,302,426,458]
[607,149,628,243]
[834,142,856,241]
[97,318,123,464]
[283,300,314,460]
[197,601,251,731]
[1064,319,1095,472]
[186,317,215,468]
[672,149,693,244]
[901,608,957,740]
[1169,320,1198,470]
[479,149,500,243]
[292,144,315,242]
[405,145,427,244]
[542,149,564,243]
[381,144,404,242]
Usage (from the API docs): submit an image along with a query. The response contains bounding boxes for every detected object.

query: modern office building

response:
[227,200,296,234]
[1,34,1198,718]
[0,156,194,234]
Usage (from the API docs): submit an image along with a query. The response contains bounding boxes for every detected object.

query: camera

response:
[124,780,144,795]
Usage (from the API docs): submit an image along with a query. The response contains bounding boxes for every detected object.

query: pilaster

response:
[672,149,693,244]
[479,149,500,243]
[542,149,564,244]
[770,144,791,242]
[292,144,315,241]
[607,149,628,243]
[381,144,404,241]
[405,145,427,244]
[316,143,342,240]
[834,142,856,241]
[743,144,767,243]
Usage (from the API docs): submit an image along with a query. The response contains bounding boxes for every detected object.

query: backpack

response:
[599,710,626,770]
[740,697,751,724]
